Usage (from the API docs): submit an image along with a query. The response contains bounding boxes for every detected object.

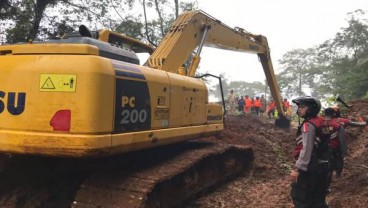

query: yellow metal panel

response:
[206,103,224,124]
[111,123,223,154]
[138,65,171,130]
[0,40,225,157]
[0,55,114,134]
[0,44,99,55]
[0,129,111,157]
[167,73,207,127]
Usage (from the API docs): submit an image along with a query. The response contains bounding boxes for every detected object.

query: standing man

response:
[283,98,291,116]
[290,96,329,208]
[267,99,276,119]
[253,96,262,116]
[238,96,245,114]
[260,95,266,116]
[227,90,236,115]
[243,95,251,113]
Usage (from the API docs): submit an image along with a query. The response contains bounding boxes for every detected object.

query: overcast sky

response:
[191,0,368,83]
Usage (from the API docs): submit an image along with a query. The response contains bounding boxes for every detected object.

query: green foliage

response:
[277,48,318,97]
[115,16,145,40]
[277,9,368,101]
[0,0,197,45]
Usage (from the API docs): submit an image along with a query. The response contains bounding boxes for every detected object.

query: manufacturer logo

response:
[207,115,223,121]
[0,91,26,115]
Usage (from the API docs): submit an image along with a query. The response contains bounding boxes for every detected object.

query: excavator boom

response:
[147,10,287,123]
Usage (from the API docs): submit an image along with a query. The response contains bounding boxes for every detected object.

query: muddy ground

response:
[0,100,367,207]
[187,99,368,208]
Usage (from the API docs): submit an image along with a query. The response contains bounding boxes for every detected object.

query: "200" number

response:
[120,109,148,124]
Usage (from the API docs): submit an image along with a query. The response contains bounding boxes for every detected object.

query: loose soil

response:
[187,99,368,208]
[0,100,367,207]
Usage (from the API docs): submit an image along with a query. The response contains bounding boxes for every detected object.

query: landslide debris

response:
[188,100,368,208]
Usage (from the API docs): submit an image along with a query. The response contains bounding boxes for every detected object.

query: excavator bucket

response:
[336,94,353,108]
[275,116,290,129]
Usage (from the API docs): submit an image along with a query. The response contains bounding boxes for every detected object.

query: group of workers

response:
[227,90,265,116]
[290,96,366,207]
[266,98,292,118]
[227,90,291,118]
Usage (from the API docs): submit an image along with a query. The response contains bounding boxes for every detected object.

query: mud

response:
[0,99,367,207]
[187,99,368,208]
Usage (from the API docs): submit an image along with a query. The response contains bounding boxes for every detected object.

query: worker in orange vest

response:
[243,95,252,113]
[253,96,262,116]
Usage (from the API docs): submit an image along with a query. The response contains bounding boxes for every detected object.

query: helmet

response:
[292,96,321,118]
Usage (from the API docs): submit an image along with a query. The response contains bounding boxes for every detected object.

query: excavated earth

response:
[0,99,367,207]
[186,99,368,208]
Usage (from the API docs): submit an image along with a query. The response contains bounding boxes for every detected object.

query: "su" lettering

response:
[0,91,26,115]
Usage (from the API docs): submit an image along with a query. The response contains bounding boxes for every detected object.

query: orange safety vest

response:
[253,99,262,107]
[245,98,252,107]
[283,101,290,108]
[268,101,275,110]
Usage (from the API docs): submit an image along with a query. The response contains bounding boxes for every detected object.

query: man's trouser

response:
[268,110,275,118]
[330,148,344,177]
[291,162,329,208]
[327,148,344,188]
[254,107,260,116]
[238,105,244,112]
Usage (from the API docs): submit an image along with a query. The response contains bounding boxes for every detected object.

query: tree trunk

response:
[154,0,165,37]
[142,0,154,45]
[174,0,179,18]
[27,0,51,41]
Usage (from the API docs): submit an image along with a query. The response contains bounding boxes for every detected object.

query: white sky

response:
[192,0,368,83]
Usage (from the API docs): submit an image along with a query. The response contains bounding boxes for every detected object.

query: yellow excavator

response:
[0,10,288,157]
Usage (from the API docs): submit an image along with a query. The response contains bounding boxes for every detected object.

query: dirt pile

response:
[188,99,368,208]
[187,114,296,207]
[327,100,368,207]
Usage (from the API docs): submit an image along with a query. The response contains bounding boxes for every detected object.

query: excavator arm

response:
[147,10,288,125]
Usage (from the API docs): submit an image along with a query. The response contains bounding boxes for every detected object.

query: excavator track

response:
[0,140,253,207]
[73,141,253,208]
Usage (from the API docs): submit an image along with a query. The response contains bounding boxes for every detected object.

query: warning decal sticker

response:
[39,74,77,92]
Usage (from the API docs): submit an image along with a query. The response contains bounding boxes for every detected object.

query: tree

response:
[209,73,267,101]
[277,48,318,97]
[2,0,122,43]
[315,9,368,99]
[138,0,197,46]
[1,0,197,45]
